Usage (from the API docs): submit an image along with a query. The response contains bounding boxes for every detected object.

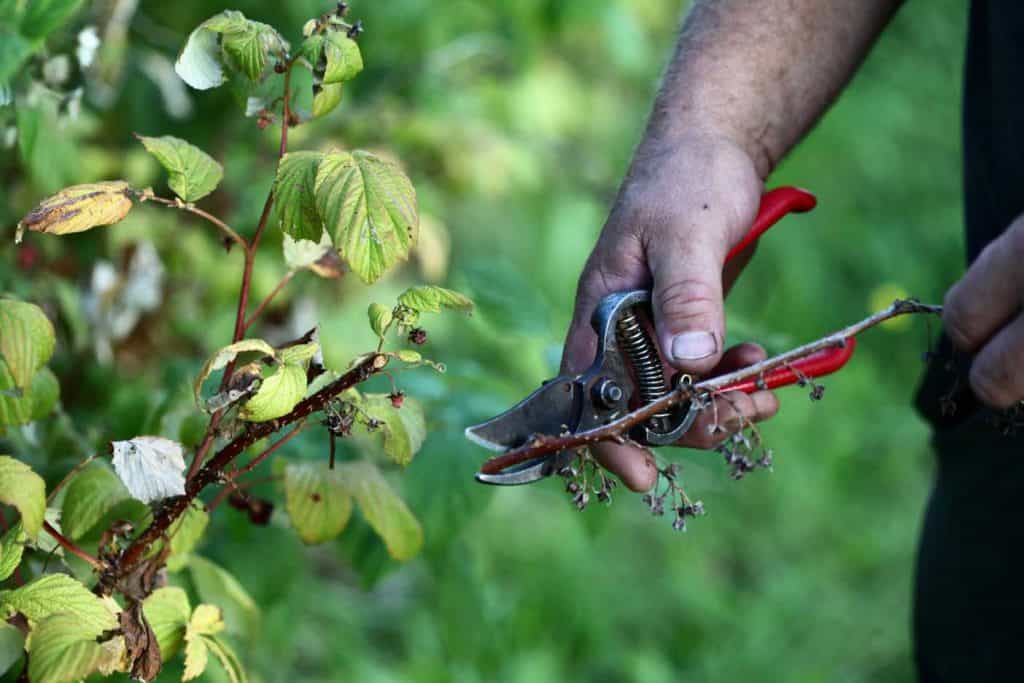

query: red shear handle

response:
[718,337,856,394]
[725,187,817,263]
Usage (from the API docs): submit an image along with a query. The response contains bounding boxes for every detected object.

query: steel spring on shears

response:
[616,309,671,425]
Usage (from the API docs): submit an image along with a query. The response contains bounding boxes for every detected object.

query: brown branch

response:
[117,353,388,571]
[243,269,296,331]
[42,521,104,570]
[140,194,247,249]
[479,299,943,475]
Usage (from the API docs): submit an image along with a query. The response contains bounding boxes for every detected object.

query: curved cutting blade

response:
[464,377,579,453]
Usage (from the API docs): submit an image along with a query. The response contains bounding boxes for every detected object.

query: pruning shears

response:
[466,187,857,485]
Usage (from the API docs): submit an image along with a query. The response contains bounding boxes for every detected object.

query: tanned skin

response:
[559,0,1005,491]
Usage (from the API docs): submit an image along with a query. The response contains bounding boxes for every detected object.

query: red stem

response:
[42,521,104,570]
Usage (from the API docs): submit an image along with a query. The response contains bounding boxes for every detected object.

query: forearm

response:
[640,0,904,178]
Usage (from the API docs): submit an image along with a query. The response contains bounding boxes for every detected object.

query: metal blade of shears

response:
[464,376,580,452]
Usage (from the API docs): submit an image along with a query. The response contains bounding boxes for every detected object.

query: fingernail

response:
[670,331,717,361]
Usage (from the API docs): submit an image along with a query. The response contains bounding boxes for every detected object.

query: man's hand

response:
[943,215,1024,408]
[561,132,780,492]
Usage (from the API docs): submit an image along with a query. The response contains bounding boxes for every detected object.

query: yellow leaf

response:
[16,181,133,243]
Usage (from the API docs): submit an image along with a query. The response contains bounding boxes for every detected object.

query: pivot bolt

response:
[593,378,625,409]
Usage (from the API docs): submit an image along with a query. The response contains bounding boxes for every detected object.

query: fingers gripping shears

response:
[466,187,857,485]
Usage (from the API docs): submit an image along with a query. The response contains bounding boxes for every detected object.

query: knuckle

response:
[655,278,719,324]
[943,290,980,351]
[970,360,1016,408]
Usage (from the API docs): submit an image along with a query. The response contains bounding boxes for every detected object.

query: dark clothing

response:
[913,1,1024,680]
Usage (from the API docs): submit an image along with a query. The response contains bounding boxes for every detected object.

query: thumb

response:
[648,234,727,375]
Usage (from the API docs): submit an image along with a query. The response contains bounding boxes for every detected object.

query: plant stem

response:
[42,521,104,570]
[117,353,388,571]
[479,300,943,475]
[46,454,98,505]
[142,194,247,249]
[243,269,296,331]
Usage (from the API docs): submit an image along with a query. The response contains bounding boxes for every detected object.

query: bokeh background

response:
[1,0,967,680]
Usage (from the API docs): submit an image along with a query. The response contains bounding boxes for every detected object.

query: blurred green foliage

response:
[1,0,965,680]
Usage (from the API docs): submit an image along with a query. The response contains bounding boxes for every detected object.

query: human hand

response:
[562,132,780,491]
[943,215,1024,409]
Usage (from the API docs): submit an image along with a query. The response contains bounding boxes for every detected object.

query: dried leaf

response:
[110,436,187,504]
[193,339,276,405]
[16,181,132,243]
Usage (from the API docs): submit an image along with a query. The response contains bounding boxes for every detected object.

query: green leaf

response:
[175,11,286,89]
[183,626,208,681]
[165,502,209,572]
[221,20,286,82]
[395,349,421,363]
[397,285,474,314]
[315,150,419,284]
[339,462,423,560]
[278,341,319,366]
[311,81,344,119]
[321,32,363,84]
[1,574,117,632]
[0,28,33,85]
[193,338,276,405]
[19,0,84,39]
[274,152,324,241]
[59,463,129,540]
[137,135,223,203]
[0,365,60,429]
[367,304,393,338]
[0,523,26,582]
[189,604,224,637]
[25,613,106,683]
[239,364,306,422]
[284,462,353,544]
[0,299,55,390]
[0,456,45,538]
[142,587,191,662]
[358,395,426,467]
[0,622,25,678]
[15,181,133,243]
[110,436,187,504]
[182,604,227,681]
[188,557,258,638]
[297,34,324,66]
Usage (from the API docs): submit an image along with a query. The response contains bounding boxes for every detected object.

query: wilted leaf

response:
[397,285,473,314]
[311,82,343,118]
[274,152,323,241]
[282,232,332,272]
[175,11,286,89]
[0,456,45,538]
[367,303,393,338]
[0,622,25,678]
[339,461,423,560]
[137,135,223,203]
[111,436,187,504]
[358,395,426,467]
[284,462,353,544]
[277,341,319,366]
[0,523,26,582]
[315,150,419,284]
[0,299,55,390]
[15,181,132,243]
[193,338,276,405]
[188,557,258,638]
[239,364,306,422]
[165,502,209,572]
[60,463,129,540]
[26,613,109,683]
[120,602,161,682]
[142,587,191,662]
[321,32,363,84]
[0,365,60,429]
[1,574,117,632]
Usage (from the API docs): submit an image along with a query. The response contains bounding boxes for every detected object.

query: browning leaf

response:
[16,181,133,243]
[120,603,162,682]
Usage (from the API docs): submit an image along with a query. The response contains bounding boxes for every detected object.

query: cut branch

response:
[479,300,943,475]
[117,353,388,570]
